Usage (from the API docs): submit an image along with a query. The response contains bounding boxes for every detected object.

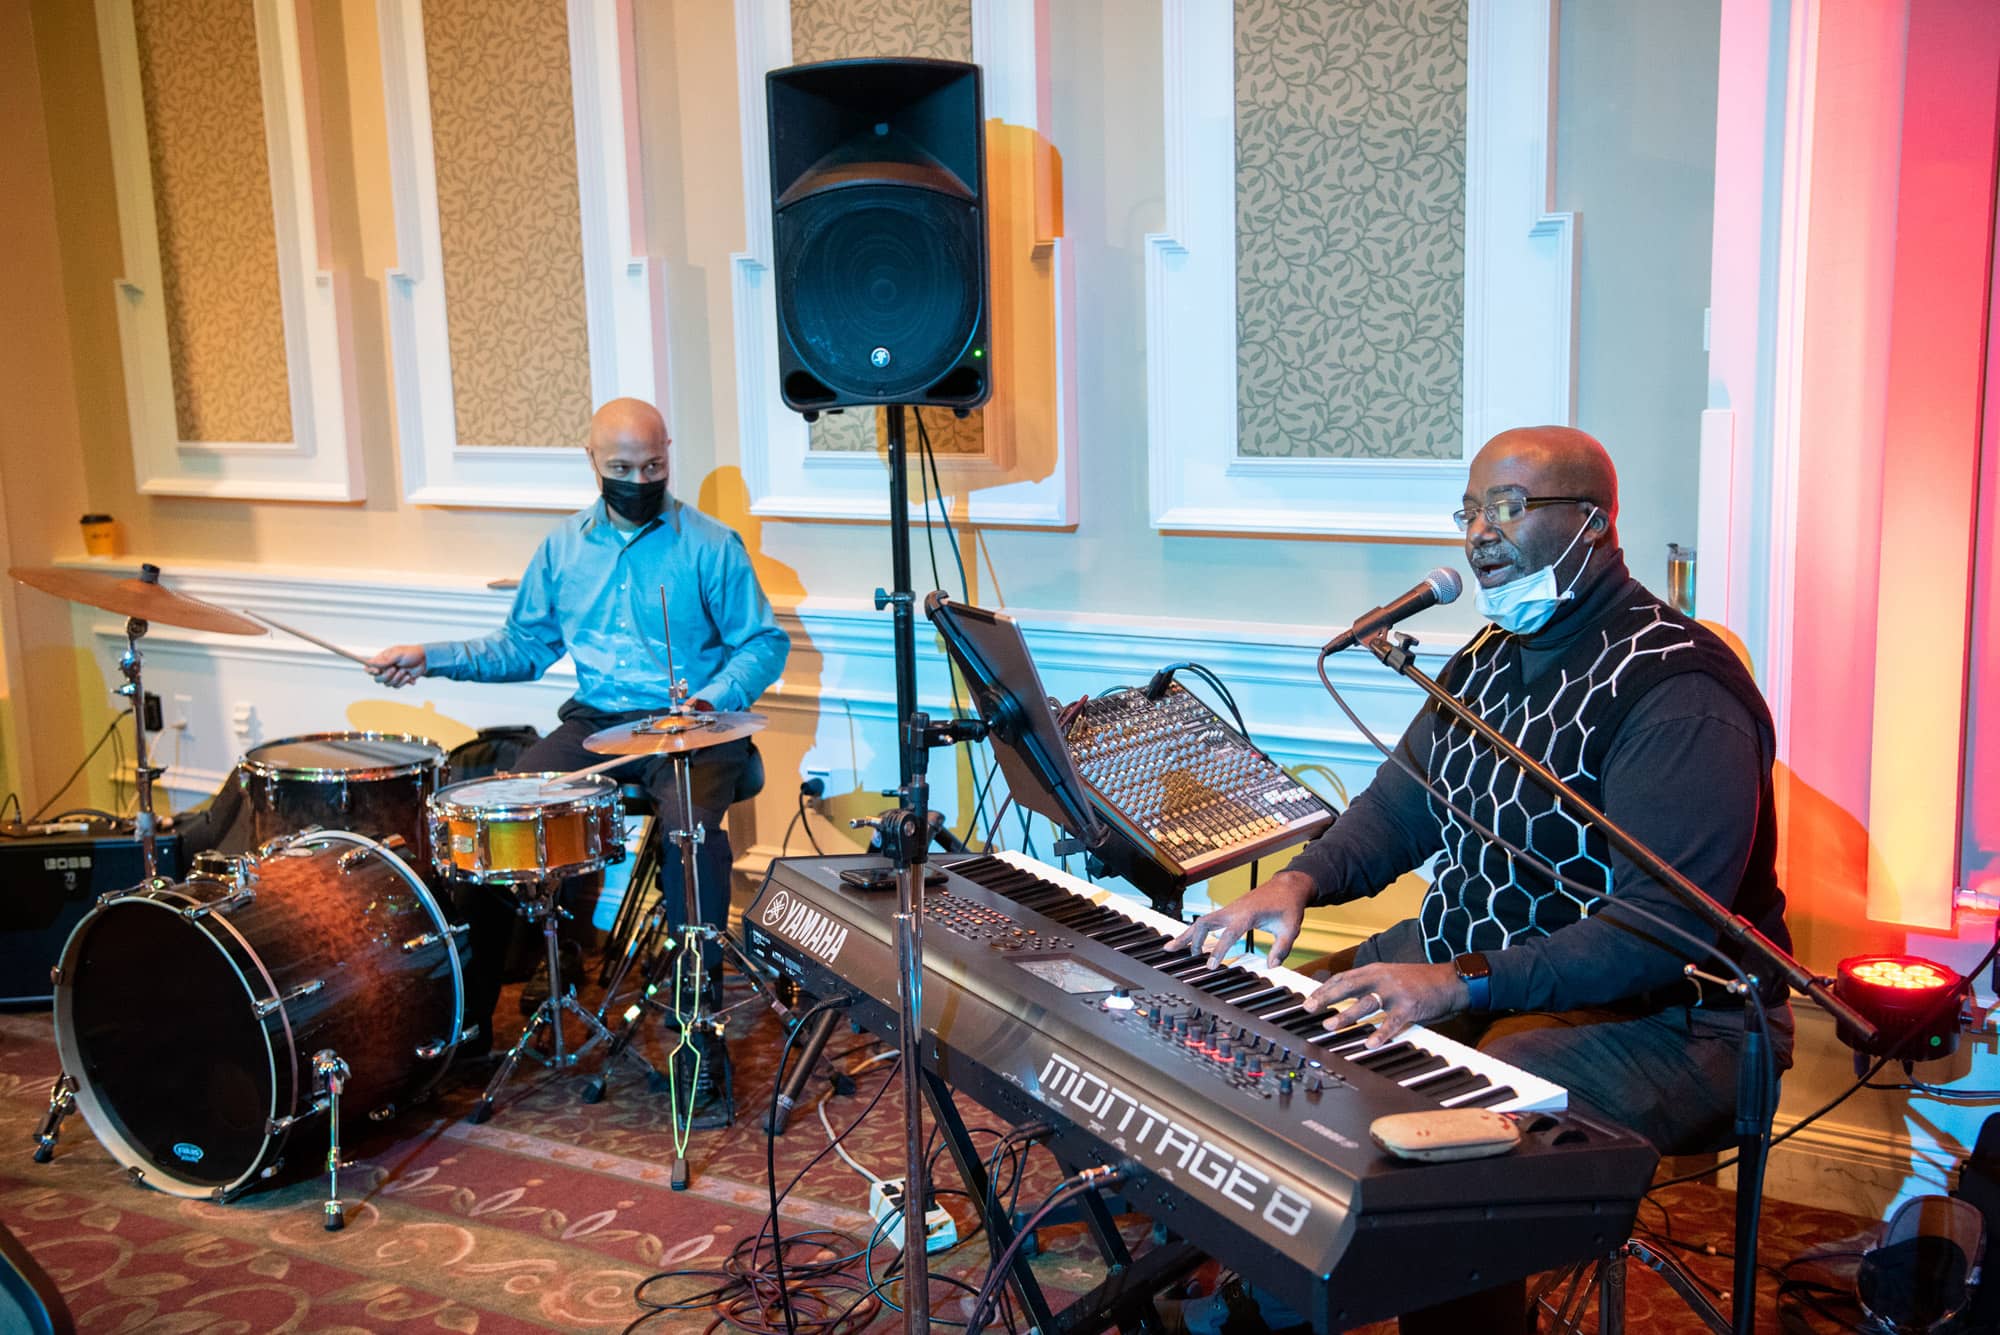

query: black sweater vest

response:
[1418,579,1786,964]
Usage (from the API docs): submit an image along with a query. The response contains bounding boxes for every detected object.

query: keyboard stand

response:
[922,1067,1193,1334]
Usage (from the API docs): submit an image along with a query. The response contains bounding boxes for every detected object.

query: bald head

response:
[1473,426,1617,522]
[589,397,667,457]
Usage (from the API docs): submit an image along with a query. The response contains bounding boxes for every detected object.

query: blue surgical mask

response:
[1473,507,1600,635]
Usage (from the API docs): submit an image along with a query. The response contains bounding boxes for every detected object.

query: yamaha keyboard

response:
[745,851,1657,1330]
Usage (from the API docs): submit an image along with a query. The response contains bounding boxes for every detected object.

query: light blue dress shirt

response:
[422,497,789,714]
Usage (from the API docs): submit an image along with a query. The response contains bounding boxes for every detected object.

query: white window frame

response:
[376,0,665,509]
[1146,0,1575,539]
[97,0,361,501]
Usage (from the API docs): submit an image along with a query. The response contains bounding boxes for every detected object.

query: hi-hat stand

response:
[577,698,787,1190]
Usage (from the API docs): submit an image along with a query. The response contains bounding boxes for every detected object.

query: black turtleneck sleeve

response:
[1281,703,1447,906]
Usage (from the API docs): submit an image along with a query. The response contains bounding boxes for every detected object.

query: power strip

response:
[867,1177,958,1253]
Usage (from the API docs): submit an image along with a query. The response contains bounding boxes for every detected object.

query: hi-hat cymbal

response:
[585,709,767,756]
[9,564,266,636]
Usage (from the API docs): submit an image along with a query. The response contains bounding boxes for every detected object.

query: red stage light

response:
[1835,954,1964,1060]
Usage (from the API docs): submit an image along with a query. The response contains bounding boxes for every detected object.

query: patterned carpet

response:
[0,974,1884,1333]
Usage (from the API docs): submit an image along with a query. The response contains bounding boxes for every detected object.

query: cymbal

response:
[8,564,266,636]
[585,709,767,756]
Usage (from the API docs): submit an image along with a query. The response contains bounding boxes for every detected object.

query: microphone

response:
[1323,567,1463,654]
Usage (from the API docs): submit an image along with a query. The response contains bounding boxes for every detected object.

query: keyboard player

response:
[1167,427,1794,1335]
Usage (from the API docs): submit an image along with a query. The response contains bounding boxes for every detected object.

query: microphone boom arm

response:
[1362,630,1875,1042]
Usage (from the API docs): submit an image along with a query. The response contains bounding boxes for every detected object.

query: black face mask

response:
[599,474,666,525]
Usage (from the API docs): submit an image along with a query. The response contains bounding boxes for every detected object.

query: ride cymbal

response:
[8,564,266,636]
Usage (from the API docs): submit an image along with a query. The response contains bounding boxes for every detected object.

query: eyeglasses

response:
[1452,490,1593,532]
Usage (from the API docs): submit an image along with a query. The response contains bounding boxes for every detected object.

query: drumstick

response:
[548,754,641,786]
[243,610,374,666]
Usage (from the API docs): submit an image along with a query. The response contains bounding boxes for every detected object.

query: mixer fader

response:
[1059,684,1333,906]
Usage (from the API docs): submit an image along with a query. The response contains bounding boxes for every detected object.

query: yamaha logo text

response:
[1038,1050,1312,1237]
[760,891,850,964]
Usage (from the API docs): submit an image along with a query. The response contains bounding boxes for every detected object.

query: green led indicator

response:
[973,348,984,357]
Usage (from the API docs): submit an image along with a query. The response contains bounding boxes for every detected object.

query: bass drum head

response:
[56,898,277,1194]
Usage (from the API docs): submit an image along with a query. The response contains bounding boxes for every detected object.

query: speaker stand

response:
[871,403,922,787]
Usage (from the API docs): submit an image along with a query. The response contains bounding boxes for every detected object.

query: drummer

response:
[366,397,789,1060]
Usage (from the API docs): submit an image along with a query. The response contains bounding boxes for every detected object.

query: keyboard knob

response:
[1216,1039,1233,1060]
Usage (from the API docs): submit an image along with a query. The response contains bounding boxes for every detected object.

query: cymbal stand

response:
[33,607,167,1165]
[118,614,164,879]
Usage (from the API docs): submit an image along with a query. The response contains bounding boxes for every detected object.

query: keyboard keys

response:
[956,852,1568,1114]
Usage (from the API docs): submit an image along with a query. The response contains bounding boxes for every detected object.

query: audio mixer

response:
[1061,684,1334,911]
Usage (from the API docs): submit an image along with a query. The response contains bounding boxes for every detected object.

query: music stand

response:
[923,592,1105,853]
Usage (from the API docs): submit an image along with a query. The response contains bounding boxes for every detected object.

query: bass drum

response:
[52,831,466,1200]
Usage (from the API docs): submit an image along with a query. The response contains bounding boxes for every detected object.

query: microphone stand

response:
[1358,630,1880,1335]
[861,707,988,1333]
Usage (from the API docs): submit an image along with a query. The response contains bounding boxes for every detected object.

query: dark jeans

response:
[456,701,751,1050]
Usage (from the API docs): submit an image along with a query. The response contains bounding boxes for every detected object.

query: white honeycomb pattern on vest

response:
[1419,605,1697,962]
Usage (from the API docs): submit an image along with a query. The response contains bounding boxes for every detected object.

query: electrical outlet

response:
[141,692,163,733]
[170,693,192,732]
[802,768,830,804]
[866,1177,957,1253]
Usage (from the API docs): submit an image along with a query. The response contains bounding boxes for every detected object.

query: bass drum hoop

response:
[53,885,293,1200]
[238,731,446,784]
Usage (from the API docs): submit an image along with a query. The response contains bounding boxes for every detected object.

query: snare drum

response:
[428,773,625,884]
[239,732,446,866]
[52,830,465,1200]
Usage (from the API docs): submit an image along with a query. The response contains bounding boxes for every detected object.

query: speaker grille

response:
[776,185,982,402]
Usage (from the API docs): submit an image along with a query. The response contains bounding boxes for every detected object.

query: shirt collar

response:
[580,494,683,545]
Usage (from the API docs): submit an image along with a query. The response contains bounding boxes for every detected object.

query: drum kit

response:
[10,563,769,1226]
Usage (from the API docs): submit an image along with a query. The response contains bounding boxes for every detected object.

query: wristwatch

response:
[1452,952,1493,1012]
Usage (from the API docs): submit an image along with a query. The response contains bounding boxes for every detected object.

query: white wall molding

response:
[376,0,663,509]
[59,556,1447,822]
[61,556,1444,929]
[730,0,1077,528]
[1146,0,1574,539]
[95,0,361,501]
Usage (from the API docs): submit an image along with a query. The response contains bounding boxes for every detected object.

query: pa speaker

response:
[767,58,991,412]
